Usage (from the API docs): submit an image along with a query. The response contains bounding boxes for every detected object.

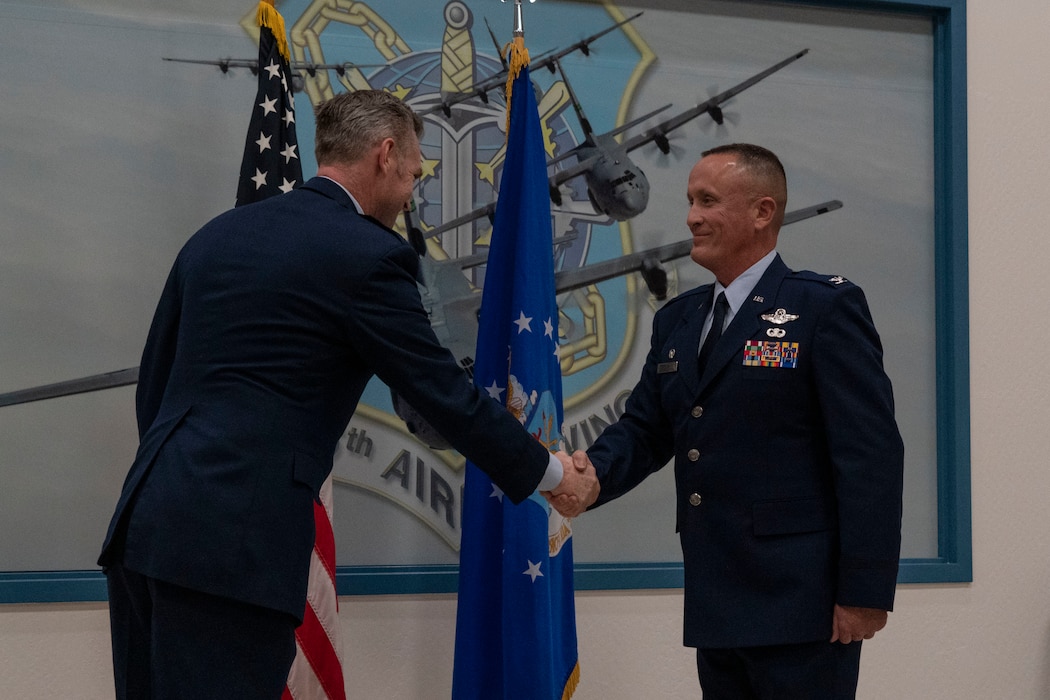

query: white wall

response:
[4,0,1050,697]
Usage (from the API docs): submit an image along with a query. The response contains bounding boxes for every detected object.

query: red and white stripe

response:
[283,475,345,700]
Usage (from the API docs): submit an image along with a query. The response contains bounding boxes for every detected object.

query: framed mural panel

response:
[0,0,968,602]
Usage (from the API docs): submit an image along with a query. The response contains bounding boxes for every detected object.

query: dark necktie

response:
[697,291,728,375]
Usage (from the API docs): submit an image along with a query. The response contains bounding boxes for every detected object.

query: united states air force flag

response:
[452,37,580,700]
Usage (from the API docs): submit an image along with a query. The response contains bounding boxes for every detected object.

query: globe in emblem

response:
[363,15,596,283]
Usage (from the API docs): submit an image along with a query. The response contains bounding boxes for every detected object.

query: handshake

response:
[542,451,599,518]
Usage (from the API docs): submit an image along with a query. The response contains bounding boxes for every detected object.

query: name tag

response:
[657,361,679,374]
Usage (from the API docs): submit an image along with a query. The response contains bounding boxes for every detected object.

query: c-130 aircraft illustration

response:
[1,8,839,435]
[3,11,646,409]
[0,199,841,443]
[164,9,809,244]
[415,46,810,243]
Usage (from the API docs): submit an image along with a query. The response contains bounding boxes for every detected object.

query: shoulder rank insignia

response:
[829,275,847,285]
[760,308,800,325]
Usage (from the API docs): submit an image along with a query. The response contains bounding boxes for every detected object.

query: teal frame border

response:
[0,0,969,604]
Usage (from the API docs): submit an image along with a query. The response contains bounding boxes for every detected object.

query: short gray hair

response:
[313,90,424,166]
[701,143,787,224]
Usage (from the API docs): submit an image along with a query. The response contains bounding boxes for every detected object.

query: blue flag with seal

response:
[452,34,580,700]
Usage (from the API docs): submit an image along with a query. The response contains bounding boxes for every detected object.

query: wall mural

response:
[0,0,938,581]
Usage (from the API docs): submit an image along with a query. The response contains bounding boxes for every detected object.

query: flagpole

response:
[501,0,535,130]
[454,3,579,697]
[503,0,536,36]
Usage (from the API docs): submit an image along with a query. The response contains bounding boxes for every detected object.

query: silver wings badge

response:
[761,308,800,325]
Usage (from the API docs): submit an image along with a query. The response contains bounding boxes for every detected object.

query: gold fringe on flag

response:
[502,35,531,133]
[256,0,291,63]
[562,660,581,700]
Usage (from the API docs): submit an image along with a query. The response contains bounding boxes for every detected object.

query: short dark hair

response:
[313,90,424,166]
[702,143,786,190]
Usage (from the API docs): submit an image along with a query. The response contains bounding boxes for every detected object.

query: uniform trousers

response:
[106,563,298,700]
[696,639,863,700]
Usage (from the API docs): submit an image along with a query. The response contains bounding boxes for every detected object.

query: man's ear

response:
[376,137,397,174]
[753,196,777,229]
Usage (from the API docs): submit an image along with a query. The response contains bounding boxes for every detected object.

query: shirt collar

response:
[713,249,777,316]
[317,175,364,215]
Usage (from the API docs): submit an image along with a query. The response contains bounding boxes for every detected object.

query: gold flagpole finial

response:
[501,0,536,37]
[501,0,534,130]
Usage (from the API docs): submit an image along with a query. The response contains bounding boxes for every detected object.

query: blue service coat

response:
[98,177,549,620]
[588,254,904,649]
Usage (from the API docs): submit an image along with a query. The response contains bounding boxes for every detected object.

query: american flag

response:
[236,0,302,207]
[235,3,342,699]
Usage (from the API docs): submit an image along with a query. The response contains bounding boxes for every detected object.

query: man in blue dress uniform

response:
[98,90,597,699]
[560,143,904,699]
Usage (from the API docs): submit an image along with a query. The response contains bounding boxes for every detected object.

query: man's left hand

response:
[830,604,888,644]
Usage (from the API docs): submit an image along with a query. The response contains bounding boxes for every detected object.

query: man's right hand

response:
[543,450,599,518]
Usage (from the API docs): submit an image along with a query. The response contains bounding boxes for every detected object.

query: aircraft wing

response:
[162,57,386,76]
[603,103,674,141]
[415,69,509,117]
[529,11,643,67]
[554,199,842,297]
[414,146,602,240]
[547,153,602,186]
[419,202,498,241]
[415,103,674,242]
[412,146,601,241]
[620,49,809,154]
[0,367,139,408]
[781,199,842,226]
[546,102,673,170]
[417,12,642,117]
[543,51,808,202]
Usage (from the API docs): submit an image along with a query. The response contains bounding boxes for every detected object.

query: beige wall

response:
[4,0,1050,696]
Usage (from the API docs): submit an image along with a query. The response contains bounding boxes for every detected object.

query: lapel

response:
[696,255,791,392]
[672,285,715,396]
